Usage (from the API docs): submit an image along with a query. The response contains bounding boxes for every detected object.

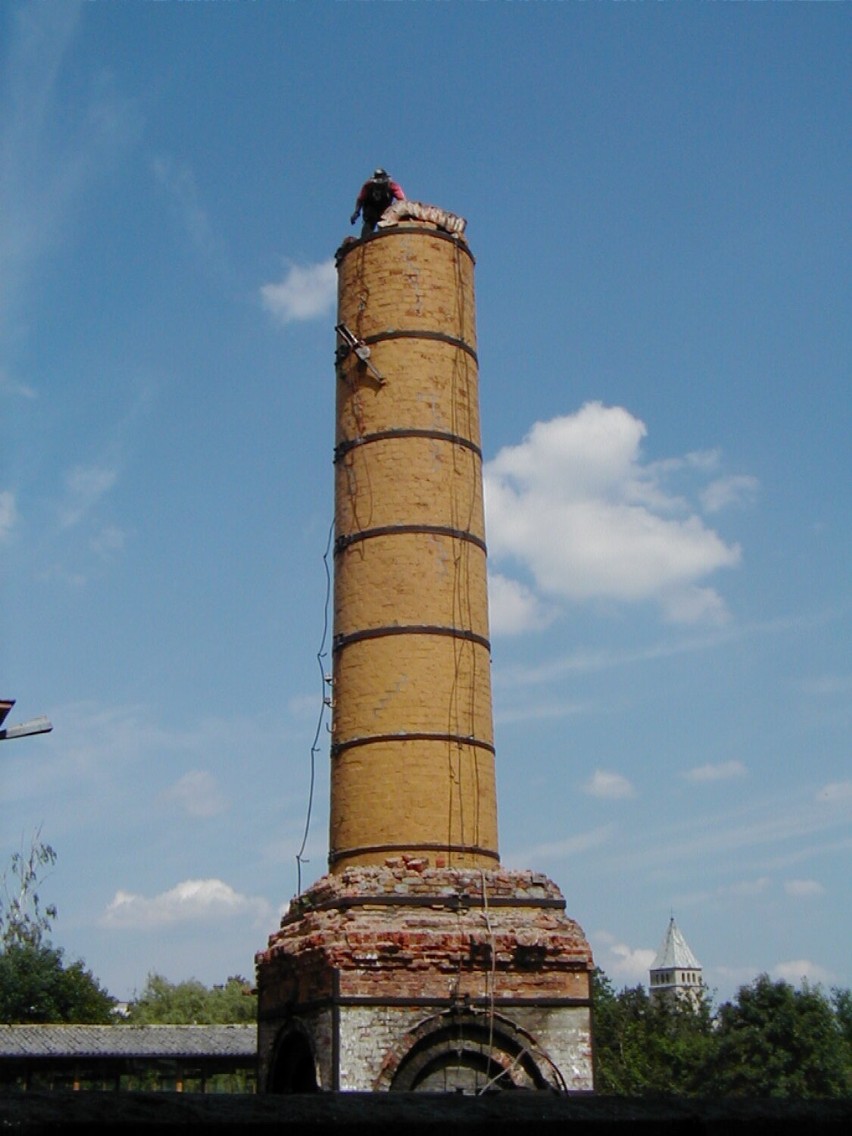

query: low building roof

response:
[0,1024,256,1060]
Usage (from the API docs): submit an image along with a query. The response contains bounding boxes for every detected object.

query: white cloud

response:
[713,964,763,990]
[153,156,214,255]
[287,692,321,718]
[700,475,760,514]
[677,877,771,906]
[494,699,591,726]
[162,770,227,819]
[0,4,139,338]
[496,608,843,691]
[90,524,126,557]
[801,673,852,697]
[59,465,117,528]
[684,760,747,783]
[663,586,731,624]
[4,701,192,808]
[816,780,852,805]
[101,878,271,930]
[723,877,770,898]
[593,930,656,984]
[487,572,553,634]
[484,403,743,626]
[773,958,833,986]
[0,490,17,540]
[784,878,824,899]
[584,769,636,799]
[0,366,36,399]
[260,260,336,324]
[509,824,614,866]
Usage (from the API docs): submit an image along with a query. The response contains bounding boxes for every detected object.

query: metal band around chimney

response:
[334,428,482,464]
[328,842,500,867]
[333,624,491,655]
[331,731,496,760]
[311,894,566,914]
[335,524,486,557]
[362,329,478,363]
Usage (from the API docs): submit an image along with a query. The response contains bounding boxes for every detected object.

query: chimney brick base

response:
[256,859,594,1093]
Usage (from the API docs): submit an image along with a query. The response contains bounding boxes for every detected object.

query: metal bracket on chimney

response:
[335,323,385,384]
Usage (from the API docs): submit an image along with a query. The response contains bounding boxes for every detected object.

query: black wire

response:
[295,516,335,895]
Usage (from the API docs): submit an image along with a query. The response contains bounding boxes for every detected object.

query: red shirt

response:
[356,178,405,206]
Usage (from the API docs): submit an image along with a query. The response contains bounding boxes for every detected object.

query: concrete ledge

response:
[1,1092,851,1134]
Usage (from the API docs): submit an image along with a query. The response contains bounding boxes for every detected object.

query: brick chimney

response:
[330,222,497,872]
[256,210,594,1094]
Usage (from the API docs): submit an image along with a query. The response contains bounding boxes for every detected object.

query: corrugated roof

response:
[650,917,701,972]
[0,1024,256,1059]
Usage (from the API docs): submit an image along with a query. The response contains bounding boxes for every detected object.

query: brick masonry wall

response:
[337,1006,425,1091]
[331,228,496,870]
[337,229,477,347]
[262,862,593,984]
[335,341,481,464]
[256,224,593,1094]
[256,860,594,1091]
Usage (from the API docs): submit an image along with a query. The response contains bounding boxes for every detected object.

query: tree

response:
[592,970,649,1094]
[706,974,848,1098]
[594,967,852,1099]
[1,831,57,949]
[0,943,115,1024]
[831,987,852,1093]
[0,833,115,1024]
[592,968,714,1096]
[126,974,257,1025]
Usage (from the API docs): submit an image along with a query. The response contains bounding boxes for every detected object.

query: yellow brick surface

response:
[335,436,485,539]
[331,228,497,870]
[334,535,489,636]
[336,340,481,445]
[332,635,494,740]
[337,231,477,346]
[330,739,498,863]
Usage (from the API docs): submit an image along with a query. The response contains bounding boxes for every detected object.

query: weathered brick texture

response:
[331,226,495,871]
[256,860,594,1091]
[256,221,594,1094]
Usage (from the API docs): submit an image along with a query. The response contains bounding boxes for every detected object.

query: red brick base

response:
[256,858,594,1093]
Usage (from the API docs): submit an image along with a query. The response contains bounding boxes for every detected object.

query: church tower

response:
[256,202,594,1093]
[649,917,703,1007]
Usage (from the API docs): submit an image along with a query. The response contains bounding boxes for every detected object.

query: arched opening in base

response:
[266,1026,319,1094]
[383,1011,560,1094]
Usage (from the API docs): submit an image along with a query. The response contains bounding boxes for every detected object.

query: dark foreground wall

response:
[1,1092,850,1135]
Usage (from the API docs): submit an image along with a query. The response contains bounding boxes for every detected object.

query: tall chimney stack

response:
[257,208,594,1094]
[330,225,497,871]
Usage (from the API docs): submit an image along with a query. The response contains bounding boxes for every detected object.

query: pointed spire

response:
[651,916,701,971]
[649,917,703,1005]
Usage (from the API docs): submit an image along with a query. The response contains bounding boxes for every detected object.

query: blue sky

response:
[1,1,849,1005]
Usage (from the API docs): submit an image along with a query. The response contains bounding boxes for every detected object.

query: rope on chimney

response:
[295,516,334,895]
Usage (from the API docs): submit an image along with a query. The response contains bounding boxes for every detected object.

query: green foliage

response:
[831,987,852,1046]
[706,974,848,1098]
[831,987,852,1092]
[126,973,257,1025]
[0,834,116,1024]
[594,968,852,1099]
[0,942,115,1024]
[0,831,57,949]
[592,968,714,1096]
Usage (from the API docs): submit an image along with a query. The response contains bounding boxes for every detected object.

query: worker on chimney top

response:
[350,169,405,238]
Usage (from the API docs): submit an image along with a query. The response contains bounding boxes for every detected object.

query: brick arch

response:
[374,1009,564,1093]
